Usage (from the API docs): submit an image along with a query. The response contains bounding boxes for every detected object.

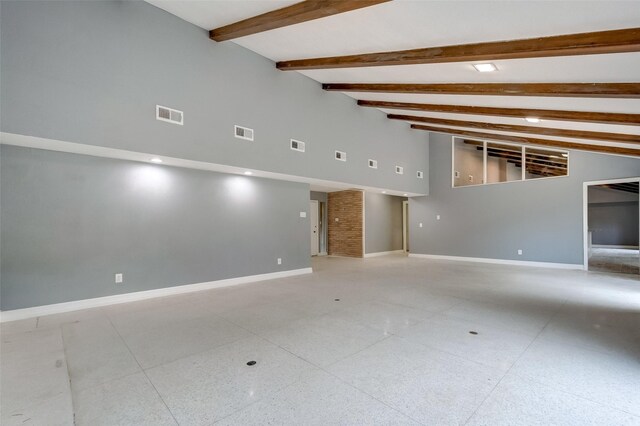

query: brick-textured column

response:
[328,190,364,258]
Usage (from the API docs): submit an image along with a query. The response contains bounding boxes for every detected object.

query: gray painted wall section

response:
[410,133,640,265]
[0,146,310,310]
[588,202,639,246]
[0,0,429,195]
[365,193,405,254]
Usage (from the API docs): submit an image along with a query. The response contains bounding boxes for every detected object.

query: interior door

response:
[310,200,319,256]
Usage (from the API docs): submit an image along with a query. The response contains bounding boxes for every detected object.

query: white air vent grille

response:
[395,166,404,175]
[417,171,424,179]
[368,159,378,169]
[235,125,254,141]
[290,139,305,152]
[156,105,184,125]
[335,151,346,161]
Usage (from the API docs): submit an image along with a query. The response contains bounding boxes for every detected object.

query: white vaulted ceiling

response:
[145,0,640,152]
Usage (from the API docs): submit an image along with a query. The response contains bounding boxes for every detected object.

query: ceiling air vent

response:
[291,139,305,152]
[156,105,183,125]
[417,170,424,179]
[395,165,404,175]
[235,125,254,141]
[335,151,347,161]
[368,159,378,169]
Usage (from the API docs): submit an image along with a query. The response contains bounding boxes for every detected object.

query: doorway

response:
[310,200,319,256]
[402,200,409,253]
[583,177,639,274]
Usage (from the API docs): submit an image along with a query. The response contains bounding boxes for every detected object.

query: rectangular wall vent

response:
[290,139,305,152]
[234,125,254,141]
[156,105,184,125]
[395,165,404,175]
[335,150,347,161]
[368,159,378,169]
[417,170,424,179]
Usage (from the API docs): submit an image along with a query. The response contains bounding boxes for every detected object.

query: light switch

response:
[436,215,441,220]
[300,212,306,218]
[419,223,423,228]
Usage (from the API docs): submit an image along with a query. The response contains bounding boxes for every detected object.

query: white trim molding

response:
[592,244,639,249]
[364,250,405,258]
[408,253,582,270]
[0,267,312,323]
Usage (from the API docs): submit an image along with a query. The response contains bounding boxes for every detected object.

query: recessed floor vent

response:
[235,125,254,141]
[335,151,347,161]
[291,139,305,152]
[156,105,183,125]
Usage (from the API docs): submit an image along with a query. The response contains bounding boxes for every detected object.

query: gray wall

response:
[588,186,639,246]
[365,193,406,254]
[1,146,310,310]
[410,132,640,265]
[0,0,429,195]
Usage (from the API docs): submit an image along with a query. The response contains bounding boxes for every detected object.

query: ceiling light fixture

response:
[150,158,163,163]
[403,193,408,196]
[561,153,568,158]
[525,117,541,123]
[472,63,497,72]
[244,171,253,175]
[382,191,387,194]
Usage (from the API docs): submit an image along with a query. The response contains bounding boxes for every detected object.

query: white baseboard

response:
[0,267,312,323]
[318,252,328,256]
[364,250,405,258]
[408,254,583,270]
[592,245,639,249]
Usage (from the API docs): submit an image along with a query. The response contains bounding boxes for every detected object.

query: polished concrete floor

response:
[2,255,639,425]
[589,247,640,275]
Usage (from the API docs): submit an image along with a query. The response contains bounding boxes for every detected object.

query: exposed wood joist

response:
[358,100,640,125]
[387,114,640,144]
[210,0,390,42]
[323,83,640,98]
[277,27,640,70]
[410,124,640,157]
[601,183,639,193]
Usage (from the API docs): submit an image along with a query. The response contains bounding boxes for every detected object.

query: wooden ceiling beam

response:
[277,27,640,70]
[323,83,640,98]
[387,114,640,144]
[410,124,640,157]
[210,0,390,42]
[358,100,640,126]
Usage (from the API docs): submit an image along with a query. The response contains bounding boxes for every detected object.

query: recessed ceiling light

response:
[473,63,497,72]
[150,158,163,163]
[382,191,387,194]
[244,171,253,175]
[525,117,541,123]
[561,153,568,158]
[403,193,408,196]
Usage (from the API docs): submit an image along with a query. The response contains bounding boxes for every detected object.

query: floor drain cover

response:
[469,331,478,335]
[246,361,257,366]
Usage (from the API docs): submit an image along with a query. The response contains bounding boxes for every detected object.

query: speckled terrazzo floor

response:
[589,247,640,275]
[2,255,639,425]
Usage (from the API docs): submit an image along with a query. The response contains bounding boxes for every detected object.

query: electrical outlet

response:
[115,273,123,284]
[277,258,282,265]
[517,249,523,255]
[436,215,441,220]
[468,175,473,182]
[300,212,307,218]
[419,222,423,228]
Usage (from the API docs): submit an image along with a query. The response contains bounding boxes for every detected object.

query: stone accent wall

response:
[328,190,364,258]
